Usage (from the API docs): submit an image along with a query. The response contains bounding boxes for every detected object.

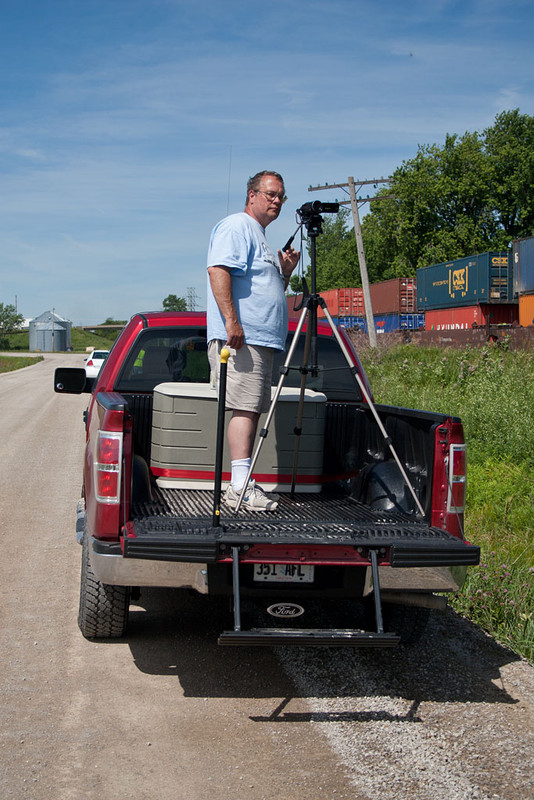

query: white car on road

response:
[84,349,109,380]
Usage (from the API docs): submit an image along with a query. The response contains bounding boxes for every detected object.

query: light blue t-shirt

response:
[206,212,288,350]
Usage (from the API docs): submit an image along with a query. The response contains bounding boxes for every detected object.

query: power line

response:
[186,286,199,311]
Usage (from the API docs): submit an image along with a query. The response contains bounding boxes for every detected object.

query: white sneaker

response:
[224,480,279,511]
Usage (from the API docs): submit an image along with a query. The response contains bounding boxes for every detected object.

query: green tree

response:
[292,111,534,292]
[361,114,534,278]
[101,317,127,325]
[362,131,499,278]
[0,303,24,349]
[484,109,534,240]
[313,209,360,289]
[162,294,187,312]
[290,209,362,293]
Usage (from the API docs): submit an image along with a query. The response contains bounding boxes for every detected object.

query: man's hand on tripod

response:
[278,246,300,288]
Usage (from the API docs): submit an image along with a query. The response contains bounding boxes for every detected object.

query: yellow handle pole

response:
[212,347,231,526]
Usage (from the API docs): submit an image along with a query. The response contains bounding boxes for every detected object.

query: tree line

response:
[292,109,534,293]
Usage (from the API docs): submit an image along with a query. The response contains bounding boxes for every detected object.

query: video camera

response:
[282,199,341,252]
[297,200,340,222]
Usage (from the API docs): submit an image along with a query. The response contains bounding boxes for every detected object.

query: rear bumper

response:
[89,539,209,592]
[88,537,469,596]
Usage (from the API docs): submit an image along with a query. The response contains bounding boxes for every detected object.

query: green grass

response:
[0,355,44,373]
[5,327,119,352]
[357,339,534,661]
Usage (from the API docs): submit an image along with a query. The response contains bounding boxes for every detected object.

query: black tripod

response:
[233,201,425,517]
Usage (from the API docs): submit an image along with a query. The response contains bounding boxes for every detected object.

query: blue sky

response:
[1,0,533,325]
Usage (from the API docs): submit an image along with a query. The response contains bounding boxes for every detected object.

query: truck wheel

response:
[78,532,130,639]
[383,603,431,646]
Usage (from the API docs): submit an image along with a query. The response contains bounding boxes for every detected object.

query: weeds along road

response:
[1,354,533,800]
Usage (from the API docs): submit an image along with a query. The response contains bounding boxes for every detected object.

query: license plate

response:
[253,563,315,583]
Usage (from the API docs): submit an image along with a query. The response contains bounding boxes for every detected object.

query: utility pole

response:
[309,176,393,348]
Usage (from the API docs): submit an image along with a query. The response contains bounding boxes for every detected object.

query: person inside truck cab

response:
[206,170,300,511]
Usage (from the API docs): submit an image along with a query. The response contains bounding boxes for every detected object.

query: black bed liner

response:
[127,486,479,568]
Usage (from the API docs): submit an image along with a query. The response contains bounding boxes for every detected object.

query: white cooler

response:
[150,383,326,492]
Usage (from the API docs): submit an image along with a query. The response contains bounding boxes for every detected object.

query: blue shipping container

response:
[417,252,512,311]
[338,313,425,333]
[512,236,534,295]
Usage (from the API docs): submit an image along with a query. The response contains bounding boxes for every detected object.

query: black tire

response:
[78,531,130,639]
[382,603,431,646]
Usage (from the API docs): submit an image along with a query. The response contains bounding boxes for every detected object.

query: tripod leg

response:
[232,304,310,513]
[321,305,426,517]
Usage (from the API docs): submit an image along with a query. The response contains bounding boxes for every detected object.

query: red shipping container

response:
[287,293,338,320]
[288,281,414,320]
[425,304,518,331]
[370,278,417,315]
[317,289,340,318]
[288,289,365,319]
[287,295,302,320]
[337,287,365,318]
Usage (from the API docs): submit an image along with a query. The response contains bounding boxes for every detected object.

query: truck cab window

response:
[115,329,209,391]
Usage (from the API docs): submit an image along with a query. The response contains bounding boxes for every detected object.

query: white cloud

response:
[1,0,533,323]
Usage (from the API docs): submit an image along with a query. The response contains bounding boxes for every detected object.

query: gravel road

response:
[1,354,532,800]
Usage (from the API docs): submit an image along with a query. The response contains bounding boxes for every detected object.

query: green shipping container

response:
[417,252,513,311]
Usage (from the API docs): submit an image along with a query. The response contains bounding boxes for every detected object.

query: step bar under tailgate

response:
[126,488,479,647]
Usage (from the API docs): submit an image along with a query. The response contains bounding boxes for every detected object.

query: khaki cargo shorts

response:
[208,340,275,414]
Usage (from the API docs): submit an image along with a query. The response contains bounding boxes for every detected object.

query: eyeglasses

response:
[255,189,287,204]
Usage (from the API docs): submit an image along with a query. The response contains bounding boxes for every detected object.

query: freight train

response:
[287,239,534,333]
[287,278,425,334]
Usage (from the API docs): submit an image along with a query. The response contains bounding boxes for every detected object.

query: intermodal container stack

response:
[417,251,518,331]
[417,252,512,310]
[512,236,534,327]
[287,278,423,332]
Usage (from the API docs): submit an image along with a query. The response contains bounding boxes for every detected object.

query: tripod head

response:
[282,199,340,253]
[297,200,340,237]
[293,200,340,296]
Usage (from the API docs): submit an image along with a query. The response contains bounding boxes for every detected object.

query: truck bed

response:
[127,486,479,567]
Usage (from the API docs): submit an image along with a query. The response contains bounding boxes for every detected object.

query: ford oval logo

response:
[267,603,305,619]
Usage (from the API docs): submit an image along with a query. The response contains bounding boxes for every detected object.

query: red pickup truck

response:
[55,311,478,647]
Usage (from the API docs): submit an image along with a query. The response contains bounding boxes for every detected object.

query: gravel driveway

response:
[1,353,532,800]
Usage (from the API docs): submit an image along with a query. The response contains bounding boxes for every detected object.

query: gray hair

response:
[246,171,284,206]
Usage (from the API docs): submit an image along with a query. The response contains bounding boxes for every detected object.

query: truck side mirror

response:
[54,367,90,394]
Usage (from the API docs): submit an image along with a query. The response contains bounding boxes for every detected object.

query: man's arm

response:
[207,266,245,350]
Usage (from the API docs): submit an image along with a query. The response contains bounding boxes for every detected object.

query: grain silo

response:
[29,310,72,352]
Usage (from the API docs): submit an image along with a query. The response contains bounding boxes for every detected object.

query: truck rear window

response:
[114,327,362,402]
[115,329,210,391]
[273,335,362,402]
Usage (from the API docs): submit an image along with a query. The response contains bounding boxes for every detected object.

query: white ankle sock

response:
[231,458,251,491]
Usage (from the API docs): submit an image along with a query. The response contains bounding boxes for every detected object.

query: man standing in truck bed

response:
[207,170,300,510]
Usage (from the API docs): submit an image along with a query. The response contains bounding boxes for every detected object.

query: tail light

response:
[94,431,123,503]
[447,443,466,513]
[86,359,94,367]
